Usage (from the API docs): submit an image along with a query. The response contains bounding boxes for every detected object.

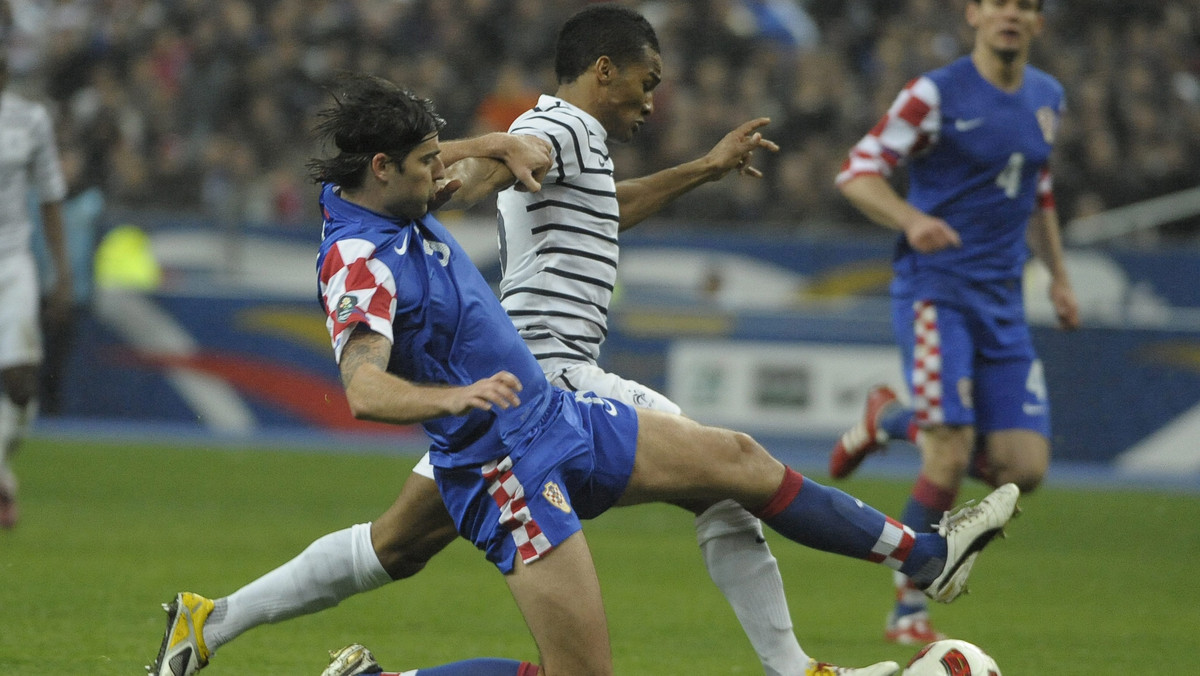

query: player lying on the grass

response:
[149,69,1020,676]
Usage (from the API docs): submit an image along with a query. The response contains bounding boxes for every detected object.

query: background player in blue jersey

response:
[150,72,1020,676]
[828,0,1080,646]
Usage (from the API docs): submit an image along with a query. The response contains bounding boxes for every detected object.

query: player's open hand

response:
[903,213,961,253]
[502,134,553,192]
[1050,278,1081,330]
[708,118,781,180]
[449,370,524,415]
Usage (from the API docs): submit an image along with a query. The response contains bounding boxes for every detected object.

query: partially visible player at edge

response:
[148,69,1020,676]
[0,51,72,530]
[828,0,1078,645]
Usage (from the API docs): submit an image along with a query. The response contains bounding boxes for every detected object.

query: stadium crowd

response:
[2,0,1198,234]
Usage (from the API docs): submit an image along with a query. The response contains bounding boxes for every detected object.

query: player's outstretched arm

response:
[839,174,961,253]
[614,118,779,231]
[435,133,552,210]
[339,326,523,424]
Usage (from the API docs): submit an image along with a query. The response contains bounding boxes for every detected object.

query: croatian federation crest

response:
[542,481,572,514]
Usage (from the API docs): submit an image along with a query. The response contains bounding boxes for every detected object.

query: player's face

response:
[598,46,663,144]
[387,135,445,219]
[968,0,1043,62]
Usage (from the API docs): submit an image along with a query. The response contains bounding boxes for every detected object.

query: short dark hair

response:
[554,4,660,85]
[307,73,445,189]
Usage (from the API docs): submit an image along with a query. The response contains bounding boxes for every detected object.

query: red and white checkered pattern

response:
[836,76,940,186]
[837,75,1059,209]
[318,237,398,362]
[482,456,553,565]
[868,516,917,570]
[1036,166,1055,209]
[911,300,945,425]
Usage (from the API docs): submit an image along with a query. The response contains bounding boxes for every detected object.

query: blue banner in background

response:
[52,225,1200,477]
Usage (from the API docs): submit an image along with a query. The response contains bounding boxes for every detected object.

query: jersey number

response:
[1026,359,1047,403]
[995,152,1025,199]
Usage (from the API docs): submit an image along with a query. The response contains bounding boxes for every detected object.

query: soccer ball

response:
[902,639,1001,675]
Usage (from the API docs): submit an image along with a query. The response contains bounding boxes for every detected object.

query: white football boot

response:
[924,483,1020,603]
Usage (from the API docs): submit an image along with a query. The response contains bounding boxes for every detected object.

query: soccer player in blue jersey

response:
[151,6,897,675]
[828,0,1080,645]
[149,70,1021,676]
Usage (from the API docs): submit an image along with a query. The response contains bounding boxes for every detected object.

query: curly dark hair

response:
[307,73,446,189]
[554,4,660,85]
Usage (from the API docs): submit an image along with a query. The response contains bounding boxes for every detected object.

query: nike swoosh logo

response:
[394,232,410,256]
[955,118,984,132]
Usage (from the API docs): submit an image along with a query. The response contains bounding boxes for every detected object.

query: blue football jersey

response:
[316,183,552,468]
[842,56,1064,295]
[906,56,1062,282]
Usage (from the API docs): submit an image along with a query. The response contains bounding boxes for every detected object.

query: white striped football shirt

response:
[497,95,620,374]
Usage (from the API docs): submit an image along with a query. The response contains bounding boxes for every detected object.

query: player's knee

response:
[985,435,1049,493]
[730,430,766,459]
[992,458,1048,494]
[372,521,457,580]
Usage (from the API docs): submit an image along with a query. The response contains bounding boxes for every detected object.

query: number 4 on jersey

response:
[995,152,1025,199]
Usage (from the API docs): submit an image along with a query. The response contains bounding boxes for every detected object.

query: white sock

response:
[696,499,808,676]
[204,522,392,651]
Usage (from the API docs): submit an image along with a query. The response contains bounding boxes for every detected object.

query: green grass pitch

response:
[1,437,1198,674]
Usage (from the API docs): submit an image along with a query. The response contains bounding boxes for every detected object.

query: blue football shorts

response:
[435,387,639,574]
[891,278,1051,438]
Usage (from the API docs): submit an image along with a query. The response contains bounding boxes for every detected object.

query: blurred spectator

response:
[2,0,1197,237]
[472,60,541,133]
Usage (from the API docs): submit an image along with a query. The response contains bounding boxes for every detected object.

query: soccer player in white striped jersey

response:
[484,6,895,676]
[0,52,72,529]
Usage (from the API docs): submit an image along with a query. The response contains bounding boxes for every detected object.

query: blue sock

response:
[894,478,957,615]
[901,495,946,535]
[416,659,536,675]
[897,497,950,593]
[754,469,945,580]
[879,405,916,442]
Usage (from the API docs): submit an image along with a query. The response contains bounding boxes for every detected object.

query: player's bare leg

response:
[505,531,612,676]
[979,429,1048,493]
[371,472,460,579]
[627,409,1016,600]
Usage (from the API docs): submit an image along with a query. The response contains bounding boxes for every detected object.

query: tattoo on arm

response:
[339,325,391,388]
